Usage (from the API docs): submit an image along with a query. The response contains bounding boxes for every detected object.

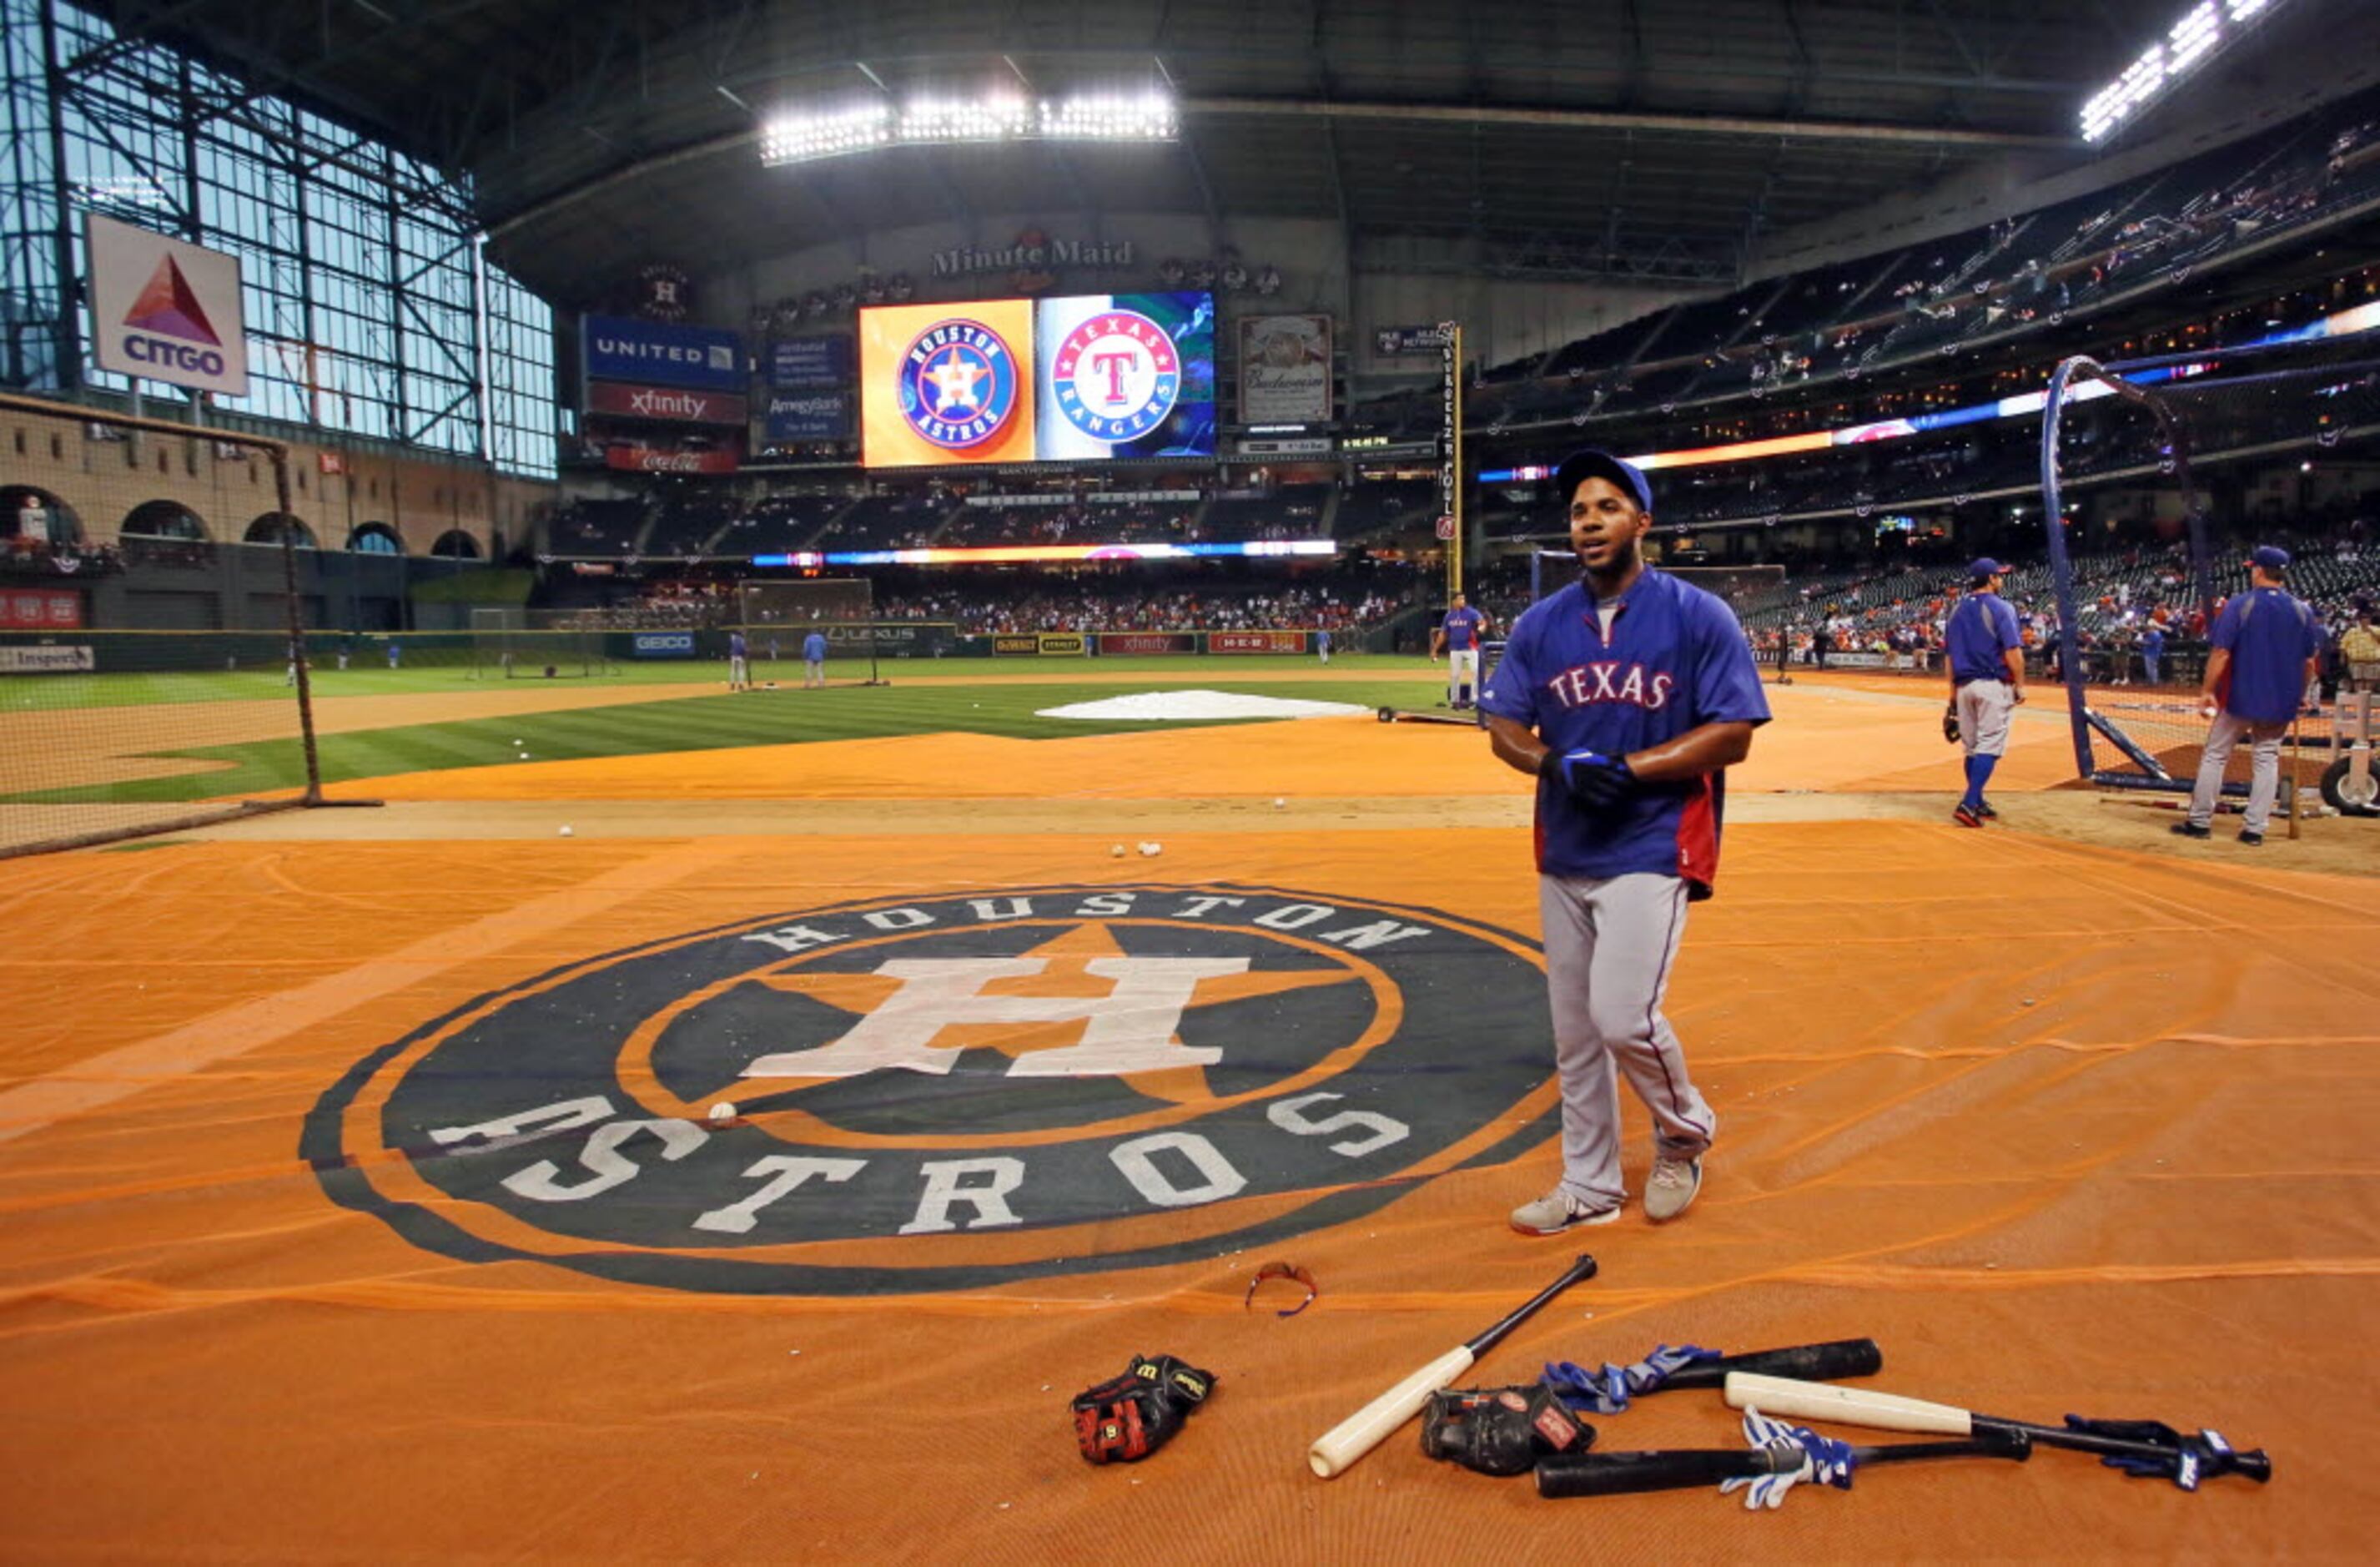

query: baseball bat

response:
[1306,1252,1597,1479]
[1650,1338,1883,1393]
[1723,1373,2272,1482]
[1536,1428,2030,1499]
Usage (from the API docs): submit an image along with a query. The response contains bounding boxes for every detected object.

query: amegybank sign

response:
[85,214,248,397]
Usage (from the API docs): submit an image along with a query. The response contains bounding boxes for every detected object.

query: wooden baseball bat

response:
[1306,1252,1596,1479]
[1723,1373,2272,1482]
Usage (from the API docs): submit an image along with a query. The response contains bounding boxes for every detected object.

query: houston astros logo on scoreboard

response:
[898,318,1020,449]
[1050,310,1180,441]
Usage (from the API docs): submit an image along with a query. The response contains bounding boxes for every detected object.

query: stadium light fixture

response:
[760,88,1175,166]
[2081,0,2292,144]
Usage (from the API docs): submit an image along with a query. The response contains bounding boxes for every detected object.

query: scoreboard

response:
[858,290,1215,468]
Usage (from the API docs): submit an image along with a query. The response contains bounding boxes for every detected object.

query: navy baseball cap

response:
[1553,449,1653,513]
[1968,557,2009,580]
[2251,545,2291,571]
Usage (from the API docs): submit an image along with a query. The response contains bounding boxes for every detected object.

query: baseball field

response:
[1,653,2372,1559]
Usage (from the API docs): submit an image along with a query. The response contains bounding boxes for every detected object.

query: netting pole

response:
[271,445,325,804]
[2046,357,2122,776]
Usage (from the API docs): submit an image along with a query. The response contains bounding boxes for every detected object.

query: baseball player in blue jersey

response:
[803,628,829,688]
[1433,594,1491,708]
[1943,557,2026,828]
[1480,450,1771,1233]
[727,628,750,692]
[2173,545,2322,845]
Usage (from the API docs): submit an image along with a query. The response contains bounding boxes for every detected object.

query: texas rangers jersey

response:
[1482,568,1771,896]
[2212,587,2321,721]
[1442,606,1485,651]
[1945,590,2020,683]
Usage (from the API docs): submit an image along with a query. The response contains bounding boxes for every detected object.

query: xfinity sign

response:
[84,214,249,397]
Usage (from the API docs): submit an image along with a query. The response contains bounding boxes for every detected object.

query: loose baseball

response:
[1273,797,1286,809]
[1109,844,1126,858]
[558,824,573,837]
[708,1101,737,1123]
[1139,841,1163,857]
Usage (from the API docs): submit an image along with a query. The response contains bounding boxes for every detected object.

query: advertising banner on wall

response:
[585,380,748,426]
[581,314,743,394]
[762,391,852,442]
[1237,314,1332,424]
[1372,325,1446,356]
[1209,630,1307,654]
[84,214,248,396]
[858,299,1039,467]
[1095,632,1195,656]
[770,336,853,388]
[601,440,737,474]
[3,589,86,631]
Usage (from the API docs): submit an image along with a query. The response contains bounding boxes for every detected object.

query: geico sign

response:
[123,334,227,375]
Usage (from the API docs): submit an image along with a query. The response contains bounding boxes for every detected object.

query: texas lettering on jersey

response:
[1544,660,1676,711]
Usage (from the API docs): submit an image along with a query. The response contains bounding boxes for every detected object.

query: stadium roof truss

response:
[70,0,2343,302]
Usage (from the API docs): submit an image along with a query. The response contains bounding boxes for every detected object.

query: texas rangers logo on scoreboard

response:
[1049,310,1180,441]
[898,318,1021,450]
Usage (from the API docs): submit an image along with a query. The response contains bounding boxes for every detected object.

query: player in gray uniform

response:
[1479,450,1771,1233]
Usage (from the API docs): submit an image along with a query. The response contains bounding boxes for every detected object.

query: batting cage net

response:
[0,392,335,857]
[469,607,613,679]
[2040,335,2380,795]
[736,577,885,685]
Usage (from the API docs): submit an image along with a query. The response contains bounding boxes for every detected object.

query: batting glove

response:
[1541,748,1636,811]
[1543,1343,1719,1414]
[1720,1408,1854,1510]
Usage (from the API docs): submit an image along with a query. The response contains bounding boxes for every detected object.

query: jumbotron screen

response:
[858,291,1216,467]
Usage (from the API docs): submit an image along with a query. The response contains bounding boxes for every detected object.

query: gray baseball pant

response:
[1537,871,1717,1208]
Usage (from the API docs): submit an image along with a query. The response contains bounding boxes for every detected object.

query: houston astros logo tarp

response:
[306,885,1558,1295]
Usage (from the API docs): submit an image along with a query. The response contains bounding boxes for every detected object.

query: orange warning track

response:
[0,705,2373,1559]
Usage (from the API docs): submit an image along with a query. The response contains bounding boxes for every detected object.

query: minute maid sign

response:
[85,214,249,396]
[309,884,1557,1294]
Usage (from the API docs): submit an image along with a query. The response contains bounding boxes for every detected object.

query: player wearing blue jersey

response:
[1943,558,2026,828]
[803,629,829,688]
[2174,546,2322,846]
[1433,594,1492,709]
[1480,450,1771,1234]
[727,628,750,692]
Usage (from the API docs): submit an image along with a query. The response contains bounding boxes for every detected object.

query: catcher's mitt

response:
[1421,1383,1593,1476]
[1071,1353,1216,1464]
[1942,700,1962,744]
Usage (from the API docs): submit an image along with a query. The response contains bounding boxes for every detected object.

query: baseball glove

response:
[1071,1353,1217,1464]
[1421,1383,1594,1476]
[1942,700,1962,744]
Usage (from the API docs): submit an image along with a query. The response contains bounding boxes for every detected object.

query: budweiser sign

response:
[586,380,748,426]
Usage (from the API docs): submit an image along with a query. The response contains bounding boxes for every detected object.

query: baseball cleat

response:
[1644,1156,1703,1223]
[1509,1187,1621,1236]
[1976,801,2000,819]
[2170,821,2212,839]
[2237,828,2265,846]
[1952,803,1984,828]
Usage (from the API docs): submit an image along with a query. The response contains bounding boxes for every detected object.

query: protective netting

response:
[0,393,325,855]
[2040,339,2380,795]
[737,577,883,683]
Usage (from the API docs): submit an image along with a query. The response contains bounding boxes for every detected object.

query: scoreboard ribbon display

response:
[861,291,1215,469]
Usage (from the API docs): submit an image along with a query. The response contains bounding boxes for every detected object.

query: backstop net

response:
[0,392,334,856]
[470,607,612,678]
[736,577,884,685]
[2040,335,2380,794]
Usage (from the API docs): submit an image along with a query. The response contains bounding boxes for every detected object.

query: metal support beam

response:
[1185,94,2074,150]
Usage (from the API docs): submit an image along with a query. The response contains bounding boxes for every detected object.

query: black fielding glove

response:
[1071,1354,1216,1464]
[1943,700,1963,743]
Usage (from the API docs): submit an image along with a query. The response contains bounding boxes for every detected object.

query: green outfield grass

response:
[2,658,1464,804]
[0,652,1428,710]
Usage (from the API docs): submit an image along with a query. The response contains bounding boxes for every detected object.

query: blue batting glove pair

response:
[1541,747,1637,811]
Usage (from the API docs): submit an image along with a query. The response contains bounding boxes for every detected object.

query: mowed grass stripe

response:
[0,679,1442,804]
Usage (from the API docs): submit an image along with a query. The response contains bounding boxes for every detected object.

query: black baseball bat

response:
[1652,1338,1884,1393]
[1725,1374,2272,1484]
[1537,1428,2030,1499]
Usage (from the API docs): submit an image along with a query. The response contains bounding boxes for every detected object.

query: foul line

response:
[0,839,747,1146]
